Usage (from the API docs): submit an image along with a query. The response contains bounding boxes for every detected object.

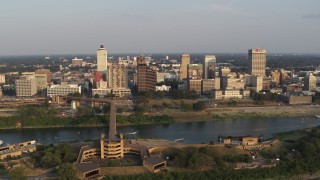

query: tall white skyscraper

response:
[97,45,108,73]
[204,55,216,79]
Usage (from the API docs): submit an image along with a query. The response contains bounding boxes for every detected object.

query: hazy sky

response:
[0,0,319,55]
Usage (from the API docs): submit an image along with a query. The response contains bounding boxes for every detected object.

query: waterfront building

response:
[179,54,190,81]
[245,75,263,92]
[97,45,108,80]
[35,74,47,90]
[249,48,266,77]
[35,69,51,83]
[72,57,83,67]
[0,74,5,84]
[188,79,202,94]
[15,75,37,97]
[280,93,312,105]
[0,140,37,160]
[137,56,156,92]
[47,84,81,96]
[212,89,250,100]
[221,75,244,90]
[202,78,220,95]
[304,73,317,91]
[76,101,166,174]
[204,55,216,79]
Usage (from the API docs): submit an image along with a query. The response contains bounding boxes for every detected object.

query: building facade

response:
[187,64,203,80]
[97,45,108,77]
[249,48,266,77]
[15,75,37,97]
[202,78,220,95]
[35,74,47,91]
[0,74,5,84]
[137,56,156,92]
[304,73,317,91]
[204,55,216,79]
[107,63,128,89]
[212,89,250,100]
[179,54,190,81]
[47,84,81,96]
[72,57,83,67]
[35,69,51,83]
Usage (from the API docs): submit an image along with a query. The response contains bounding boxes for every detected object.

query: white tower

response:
[97,45,108,73]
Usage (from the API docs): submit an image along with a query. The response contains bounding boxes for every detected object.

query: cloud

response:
[303,12,320,19]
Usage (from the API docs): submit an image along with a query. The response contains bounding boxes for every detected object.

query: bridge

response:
[68,97,134,140]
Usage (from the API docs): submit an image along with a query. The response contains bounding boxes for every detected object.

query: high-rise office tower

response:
[187,64,203,80]
[137,56,156,92]
[179,54,191,81]
[204,55,216,79]
[304,73,317,91]
[187,64,203,94]
[107,63,128,89]
[97,45,108,77]
[249,48,266,77]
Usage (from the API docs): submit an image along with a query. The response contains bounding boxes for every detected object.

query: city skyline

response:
[0,0,319,55]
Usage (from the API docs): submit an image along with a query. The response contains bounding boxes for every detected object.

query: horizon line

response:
[1,52,320,57]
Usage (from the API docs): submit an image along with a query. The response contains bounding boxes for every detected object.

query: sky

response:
[0,0,319,55]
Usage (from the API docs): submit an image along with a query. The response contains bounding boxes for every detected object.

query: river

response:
[0,117,319,145]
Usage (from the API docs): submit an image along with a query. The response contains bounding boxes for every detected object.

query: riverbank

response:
[0,105,319,130]
[169,105,320,122]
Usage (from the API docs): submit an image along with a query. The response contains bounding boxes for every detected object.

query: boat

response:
[0,140,3,146]
[125,131,138,135]
[174,138,185,142]
[315,115,320,118]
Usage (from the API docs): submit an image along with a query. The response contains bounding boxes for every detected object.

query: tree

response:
[57,163,77,180]
[134,105,145,114]
[94,94,100,98]
[10,167,27,180]
[102,104,111,114]
[44,98,50,108]
[77,106,94,117]
[117,107,124,113]
[193,101,206,111]
[73,92,82,97]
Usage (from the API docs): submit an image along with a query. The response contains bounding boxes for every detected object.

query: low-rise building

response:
[156,85,171,91]
[202,78,220,95]
[280,94,312,105]
[188,79,202,94]
[212,89,250,100]
[0,140,37,160]
[47,84,81,96]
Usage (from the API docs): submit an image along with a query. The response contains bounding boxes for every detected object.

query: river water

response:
[0,117,319,145]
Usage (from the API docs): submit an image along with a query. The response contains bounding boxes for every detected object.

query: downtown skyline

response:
[0,0,319,55]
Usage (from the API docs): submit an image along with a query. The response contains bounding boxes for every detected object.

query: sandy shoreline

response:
[169,104,320,122]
